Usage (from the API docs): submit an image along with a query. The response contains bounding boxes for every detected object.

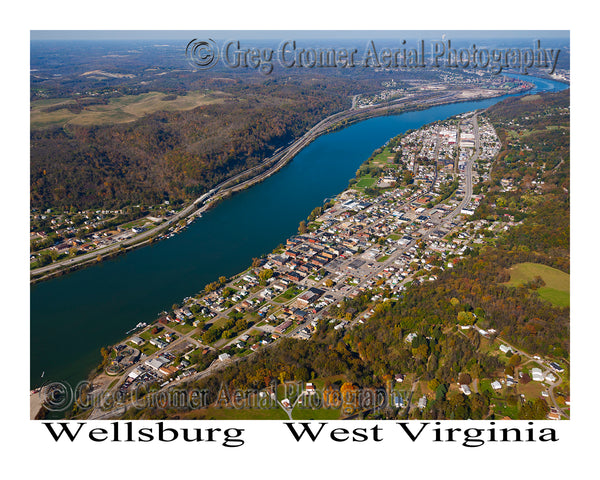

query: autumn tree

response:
[258,268,273,285]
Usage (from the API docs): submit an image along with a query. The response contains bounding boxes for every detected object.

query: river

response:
[30,74,567,389]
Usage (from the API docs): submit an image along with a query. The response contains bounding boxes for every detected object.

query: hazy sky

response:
[31,30,570,41]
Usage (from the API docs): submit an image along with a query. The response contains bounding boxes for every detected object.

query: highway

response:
[31,87,498,282]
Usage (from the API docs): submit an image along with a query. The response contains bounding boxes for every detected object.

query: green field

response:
[356,175,377,188]
[193,406,289,420]
[372,147,396,165]
[274,286,302,303]
[504,262,570,307]
[291,407,341,420]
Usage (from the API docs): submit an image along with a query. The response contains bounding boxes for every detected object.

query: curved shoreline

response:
[30,83,533,284]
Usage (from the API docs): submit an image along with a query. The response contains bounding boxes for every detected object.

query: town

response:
[30,74,533,283]
[51,106,568,422]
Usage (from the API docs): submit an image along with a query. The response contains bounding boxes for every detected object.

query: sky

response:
[30,30,570,42]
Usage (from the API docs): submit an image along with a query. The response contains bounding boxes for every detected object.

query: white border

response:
[5,0,597,477]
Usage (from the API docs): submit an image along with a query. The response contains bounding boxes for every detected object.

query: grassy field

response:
[372,147,396,165]
[504,262,570,307]
[31,91,228,128]
[172,323,196,335]
[274,286,302,303]
[355,175,377,188]
[190,406,289,420]
[291,407,341,420]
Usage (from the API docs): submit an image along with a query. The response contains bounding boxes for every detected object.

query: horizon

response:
[31,29,570,42]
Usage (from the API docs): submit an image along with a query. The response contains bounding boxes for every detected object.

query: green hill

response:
[504,262,570,307]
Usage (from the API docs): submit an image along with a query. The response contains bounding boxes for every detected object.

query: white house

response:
[491,380,502,390]
[499,344,511,354]
[460,384,471,395]
[531,368,544,382]
[405,332,418,343]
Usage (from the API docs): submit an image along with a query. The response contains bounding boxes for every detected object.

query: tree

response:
[435,383,448,402]
[258,269,273,285]
[508,353,522,368]
[428,378,440,391]
[298,220,307,234]
[202,328,221,344]
[457,311,476,326]
[295,366,310,382]
[204,281,220,293]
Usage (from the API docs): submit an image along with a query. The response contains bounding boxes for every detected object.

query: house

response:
[405,332,417,343]
[547,411,561,420]
[499,344,511,354]
[305,383,316,395]
[417,396,427,409]
[149,338,168,349]
[394,374,405,383]
[549,362,564,373]
[130,336,144,346]
[334,321,347,331]
[491,380,502,390]
[531,368,544,382]
[460,384,471,395]
[218,353,231,362]
[545,373,558,383]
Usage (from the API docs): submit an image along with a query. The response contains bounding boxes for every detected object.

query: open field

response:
[30,91,228,128]
[504,262,570,307]
[355,175,377,188]
[187,406,289,420]
[372,146,395,165]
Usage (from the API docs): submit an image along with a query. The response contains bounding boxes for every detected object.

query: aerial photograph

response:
[29,29,571,424]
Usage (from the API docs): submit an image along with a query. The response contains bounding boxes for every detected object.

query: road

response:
[31,88,502,281]
[67,98,532,421]
[448,114,478,220]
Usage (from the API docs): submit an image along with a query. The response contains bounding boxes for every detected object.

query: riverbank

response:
[30,81,532,284]
[30,75,568,391]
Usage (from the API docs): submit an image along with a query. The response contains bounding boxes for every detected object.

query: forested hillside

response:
[31,81,352,210]
[127,89,569,421]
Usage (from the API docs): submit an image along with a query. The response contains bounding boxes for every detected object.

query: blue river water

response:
[30,75,567,389]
